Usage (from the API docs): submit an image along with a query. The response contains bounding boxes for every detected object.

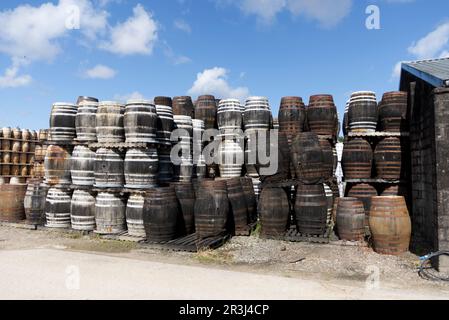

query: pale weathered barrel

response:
[71,145,95,186]
[218,137,244,178]
[240,177,257,223]
[45,188,72,228]
[95,192,126,234]
[94,148,124,188]
[126,193,146,237]
[378,91,408,132]
[194,180,229,239]
[143,187,179,242]
[259,187,290,237]
[96,101,125,143]
[323,183,334,227]
[24,180,49,225]
[192,119,206,179]
[278,96,306,144]
[124,99,158,143]
[307,95,338,136]
[369,196,411,255]
[156,103,174,146]
[295,184,328,235]
[44,145,71,185]
[158,148,174,185]
[71,190,96,231]
[348,91,378,132]
[336,197,365,241]
[226,177,249,233]
[0,183,27,222]
[341,138,373,179]
[173,182,195,235]
[49,103,77,142]
[173,116,193,182]
[217,99,242,133]
[290,132,325,184]
[243,96,271,132]
[76,99,98,142]
[173,96,194,118]
[195,95,217,130]
[124,148,158,189]
[347,183,378,230]
[374,137,402,180]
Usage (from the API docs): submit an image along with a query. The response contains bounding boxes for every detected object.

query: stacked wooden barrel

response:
[347,91,378,133]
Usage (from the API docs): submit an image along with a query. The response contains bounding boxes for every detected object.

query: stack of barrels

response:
[338,91,411,255]
[258,95,340,238]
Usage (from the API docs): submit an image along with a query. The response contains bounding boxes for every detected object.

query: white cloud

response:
[0,58,32,88]
[188,67,250,102]
[223,0,352,26]
[84,64,116,79]
[408,22,449,59]
[113,91,146,102]
[174,19,192,33]
[100,4,158,55]
[162,41,192,65]
[391,61,404,80]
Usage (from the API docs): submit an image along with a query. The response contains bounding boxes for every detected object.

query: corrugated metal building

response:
[400,57,449,271]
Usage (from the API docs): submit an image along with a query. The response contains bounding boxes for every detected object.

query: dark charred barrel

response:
[194,180,229,239]
[45,188,72,228]
[71,145,95,186]
[226,178,249,232]
[124,148,158,189]
[259,187,290,237]
[96,101,125,143]
[306,95,338,136]
[218,137,244,178]
[217,99,242,133]
[0,183,27,222]
[158,148,174,185]
[319,139,334,180]
[24,180,49,225]
[382,185,408,197]
[369,196,411,255]
[243,96,271,132]
[71,190,96,231]
[336,197,365,241]
[124,99,158,143]
[295,184,328,235]
[343,101,350,136]
[173,96,194,118]
[374,137,402,180]
[290,132,324,184]
[173,182,195,235]
[348,91,378,132]
[240,177,257,223]
[347,183,378,229]
[378,91,408,132]
[278,96,306,144]
[44,145,71,186]
[143,187,179,242]
[94,148,124,188]
[49,103,77,142]
[258,131,291,183]
[76,99,98,142]
[154,96,172,107]
[95,192,126,234]
[195,95,217,130]
[126,193,146,237]
[341,138,373,179]
[155,103,174,147]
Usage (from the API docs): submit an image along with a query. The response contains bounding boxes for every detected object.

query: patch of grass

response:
[64,232,83,239]
[68,239,138,253]
[195,249,233,265]
[251,222,261,237]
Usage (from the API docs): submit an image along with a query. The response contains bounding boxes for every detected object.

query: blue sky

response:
[1,0,449,130]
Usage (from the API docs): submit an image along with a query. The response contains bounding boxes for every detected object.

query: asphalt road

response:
[0,249,447,300]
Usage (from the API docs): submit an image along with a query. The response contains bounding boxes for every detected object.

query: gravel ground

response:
[1,225,448,294]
